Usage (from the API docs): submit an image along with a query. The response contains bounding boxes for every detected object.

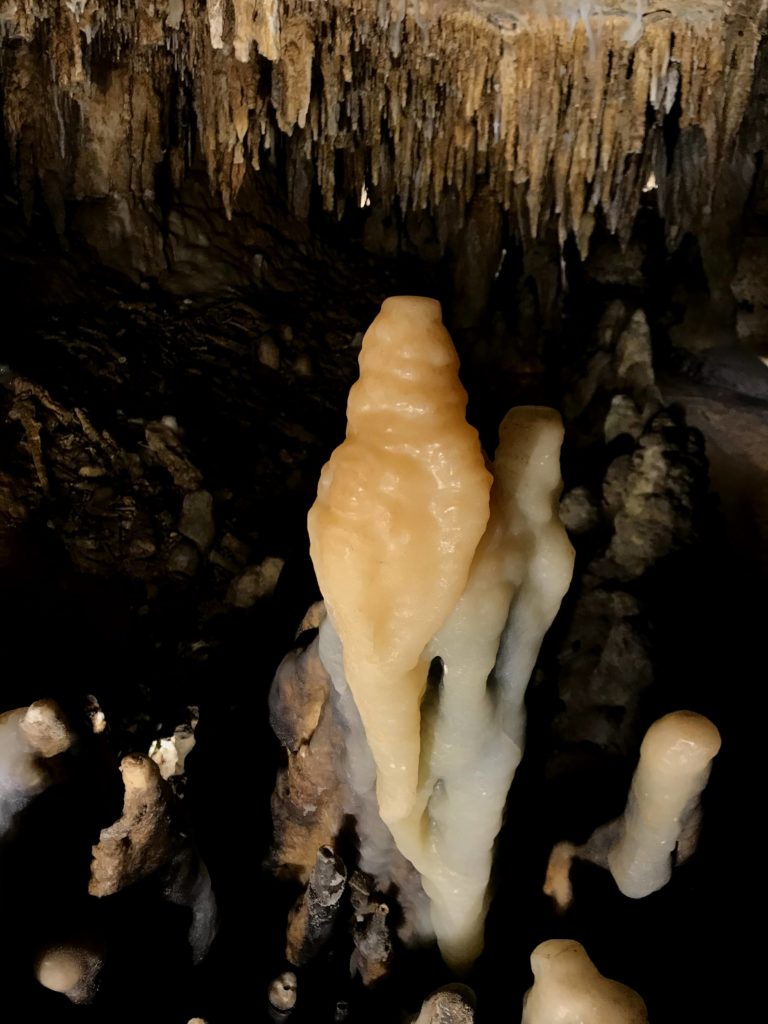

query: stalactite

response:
[1,1,765,254]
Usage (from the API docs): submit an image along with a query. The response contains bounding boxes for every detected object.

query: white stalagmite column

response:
[309,297,574,971]
[522,940,648,1024]
[389,406,574,968]
[608,710,721,898]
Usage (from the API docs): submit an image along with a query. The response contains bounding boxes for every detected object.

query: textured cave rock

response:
[1,0,766,306]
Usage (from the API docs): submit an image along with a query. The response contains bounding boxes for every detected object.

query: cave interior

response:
[0,2,766,1022]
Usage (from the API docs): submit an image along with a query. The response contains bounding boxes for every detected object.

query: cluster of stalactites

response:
[1,1,766,249]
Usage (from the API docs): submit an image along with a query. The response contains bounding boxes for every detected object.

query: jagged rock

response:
[614,311,656,398]
[167,539,200,576]
[567,306,660,426]
[179,491,216,552]
[259,337,281,370]
[603,410,707,579]
[226,556,284,607]
[89,752,218,962]
[286,845,347,966]
[604,394,644,443]
[268,639,345,883]
[145,419,204,493]
[602,455,635,519]
[554,310,709,756]
[555,590,653,752]
[269,638,331,752]
[89,755,177,897]
[349,872,393,988]
[733,237,768,353]
[560,486,600,536]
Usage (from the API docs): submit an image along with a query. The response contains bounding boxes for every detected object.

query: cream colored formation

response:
[309,297,575,969]
[544,710,722,909]
[609,710,721,898]
[522,940,648,1024]
[35,944,103,1005]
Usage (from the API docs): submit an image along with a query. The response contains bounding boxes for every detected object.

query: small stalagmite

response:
[545,710,722,908]
[35,943,103,1005]
[268,971,298,1019]
[286,845,347,966]
[89,754,176,897]
[609,710,722,898]
[90,752,219,962]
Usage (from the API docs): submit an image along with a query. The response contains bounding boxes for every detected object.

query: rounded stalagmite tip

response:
[639,710,722,774]
[523,939,648,1024]
[35,943,102,1005]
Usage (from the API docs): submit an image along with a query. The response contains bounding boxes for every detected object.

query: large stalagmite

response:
[308,296,492,823]
[307,297,574,970]
[1,1,766,284]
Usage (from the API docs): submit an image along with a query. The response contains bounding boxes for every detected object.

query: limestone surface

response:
[0,1,764,276]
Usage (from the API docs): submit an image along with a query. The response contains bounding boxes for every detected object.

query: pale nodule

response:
[37,950,84,994]
[35,944,102,1005]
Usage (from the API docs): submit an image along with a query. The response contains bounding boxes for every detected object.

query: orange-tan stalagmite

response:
[308,296,492,824]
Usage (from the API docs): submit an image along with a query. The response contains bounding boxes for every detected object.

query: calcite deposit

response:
[0,1,765,287]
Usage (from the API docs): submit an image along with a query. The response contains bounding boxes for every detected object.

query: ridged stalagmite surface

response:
[308,296,492,822]
[1,1,765,257]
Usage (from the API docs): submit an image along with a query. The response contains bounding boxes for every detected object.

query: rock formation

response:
[1,2,765,293]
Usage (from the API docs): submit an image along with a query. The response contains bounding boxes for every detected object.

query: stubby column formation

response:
[544,710,721,909]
